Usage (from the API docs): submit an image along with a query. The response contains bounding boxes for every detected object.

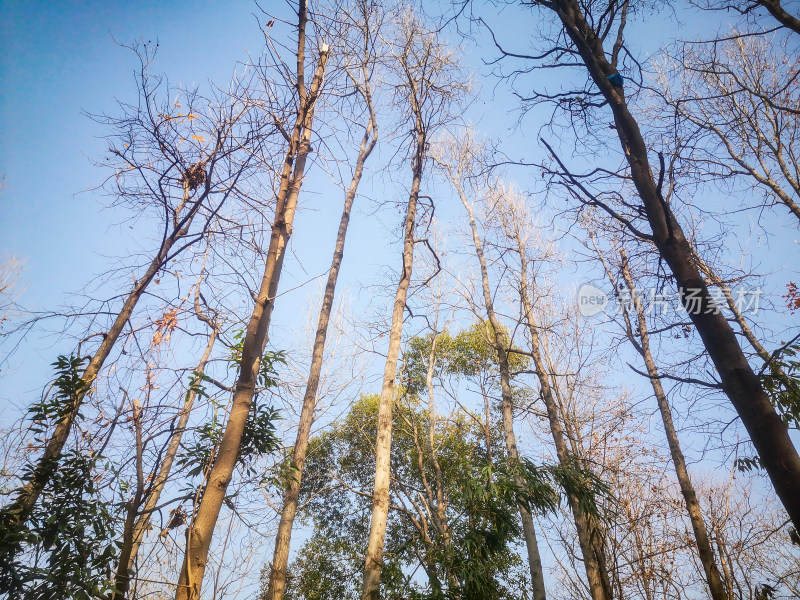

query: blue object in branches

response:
[607,72,624,88]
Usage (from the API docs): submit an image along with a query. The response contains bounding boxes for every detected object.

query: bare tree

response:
[0,254,25,342]
[660,32,800,224]
[495,188,613,600]
[173,2,331,597]
[435,132,548,600]
[361,9,466,599]
[0,41,264,565]
[262,2,380,599]
[695,0,800,34]
[111,269,221,600]
[481,0,800,529]
[590,234,730,600]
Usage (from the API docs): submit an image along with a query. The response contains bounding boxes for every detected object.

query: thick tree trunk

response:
[755,0,800,34]
[174,8,328,597]
[548,0,800,530]
[458,193,548,600]
[509,220,612,600]
[0,181,205,559]
[361,132,423,600]
[264,115,377,600]
[616,249,730,600]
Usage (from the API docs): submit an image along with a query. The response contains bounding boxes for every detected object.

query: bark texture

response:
[174,5,328,596]
[545,0,800,530]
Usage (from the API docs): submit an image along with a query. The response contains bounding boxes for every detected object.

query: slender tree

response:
[591,236,730,600]
[263,2,380,598]
[495,188,613,600]
[362,10,466,599]
[437,134,548,600]
[111,272,221,600]
[174,3,330,597]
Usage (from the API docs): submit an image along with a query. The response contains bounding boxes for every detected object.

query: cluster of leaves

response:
[27,355,88,433]
[228,330,287,388]
[0,356,119,600]
[760,342,800,428]
[402,322,529,396]
[179,349,284,481]
[0,450,119,600]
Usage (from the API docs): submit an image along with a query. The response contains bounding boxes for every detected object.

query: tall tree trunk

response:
[458,191,548,600]
[614,247,730,600]
[754,0,800,34]
[112,289,219,599]
[264,95,377,600]
[174,6,329,597]
[361,128,424,600]
[508,219,612,600]
[424,329,450,551]
[544,0,800,529]
[0,179,208,559]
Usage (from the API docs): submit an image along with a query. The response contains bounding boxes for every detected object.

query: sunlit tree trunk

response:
[361,11,467,596]
[361,128,423,600]
[174,3,329,597]
[264,30,378,599]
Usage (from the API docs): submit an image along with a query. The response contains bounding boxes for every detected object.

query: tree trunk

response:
[616,248,730,600]
[112,304,218,600]
[361,129,423,600]
[509,219,612,600]
[264,103,377,600]
[547,0,800,530]
[174,7,328,596]
[755,0,800,34]
[458,191,548,600]
[0,180,206,559]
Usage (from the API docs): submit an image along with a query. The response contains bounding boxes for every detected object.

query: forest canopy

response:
[0,1,799,600]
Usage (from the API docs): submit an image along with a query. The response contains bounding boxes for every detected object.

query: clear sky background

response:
[2,0,798,462]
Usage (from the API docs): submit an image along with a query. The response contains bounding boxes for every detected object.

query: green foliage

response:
[27,355,88,434]
[280,394,585,600]
[228,330,287,388]
[277,535,360,600]
[179,349,283,485]
[179,400,281,481]
[0,356,119,600]
[735,456,765,473]
[402,322,529,397]
[760,342,800,428]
